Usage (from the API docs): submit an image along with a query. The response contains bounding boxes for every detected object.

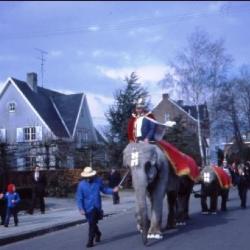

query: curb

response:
[0,213,114,246]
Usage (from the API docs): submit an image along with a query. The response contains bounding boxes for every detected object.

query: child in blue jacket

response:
[0,183,21,227]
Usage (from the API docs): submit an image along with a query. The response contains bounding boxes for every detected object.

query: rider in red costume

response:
[127,98,200,181]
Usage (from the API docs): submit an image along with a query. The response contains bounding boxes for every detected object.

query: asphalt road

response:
[1,188,250,250]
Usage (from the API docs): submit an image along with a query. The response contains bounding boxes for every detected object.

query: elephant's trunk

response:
[132,171,149,243]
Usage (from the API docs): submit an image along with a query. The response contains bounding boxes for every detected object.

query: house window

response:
[8,102,16,112]
[25,156,37,168]
[164,113,170,122]
[76,130,88,144]
[24,127,36,141]
[16,126,42,143]
[83,132,88,142]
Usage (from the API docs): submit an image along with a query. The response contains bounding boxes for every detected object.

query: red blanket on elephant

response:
[158,140,200,182]
[212,166,232,189]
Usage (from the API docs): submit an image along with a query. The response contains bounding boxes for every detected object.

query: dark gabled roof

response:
[52,94,83,135]
[180,104,208,122]
[11,78,83,138]
[95,128,107,145]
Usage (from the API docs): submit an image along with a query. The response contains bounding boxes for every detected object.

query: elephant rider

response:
[127,97,200,183]
[127,98,156,143]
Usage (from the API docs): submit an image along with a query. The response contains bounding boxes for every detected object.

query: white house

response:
[0,73,106,170]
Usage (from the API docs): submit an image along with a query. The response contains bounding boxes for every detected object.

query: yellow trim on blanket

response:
[212,168,232,189]
[157,143,199,182]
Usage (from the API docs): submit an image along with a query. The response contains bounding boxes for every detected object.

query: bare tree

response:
[214,79,245,159]
[163,28,232,166]
[237,65,250,132]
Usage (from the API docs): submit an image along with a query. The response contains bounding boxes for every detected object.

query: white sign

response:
[131,151,139,167]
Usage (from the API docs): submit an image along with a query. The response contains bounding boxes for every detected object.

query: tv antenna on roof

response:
[35,48,48,87]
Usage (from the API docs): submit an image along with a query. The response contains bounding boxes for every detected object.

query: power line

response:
[2,5,249,41]
[35,48,48,87]
[1,8,238,41]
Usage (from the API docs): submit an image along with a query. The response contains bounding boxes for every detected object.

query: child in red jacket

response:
[0,184,21,227]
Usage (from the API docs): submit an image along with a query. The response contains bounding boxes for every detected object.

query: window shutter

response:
[16,128,23,142]
[36,126,43,141]
[0,129,6,143]
[16,158,25,170]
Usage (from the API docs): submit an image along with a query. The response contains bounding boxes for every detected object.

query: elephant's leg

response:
[148,189,164,236]
[221,191,228,211]
[184,191,192,220]
[201,195,209,213]
[166,191,177,229]
[176,194,186,224]
[210,194,218,213]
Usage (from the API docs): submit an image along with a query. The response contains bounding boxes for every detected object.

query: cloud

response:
[49,50,63,57]
[91,50,131,63]
[128,27,151,37]
[88,25,100,32]
[208,1,228,12]
[0,55,17,62]
[97,64,173,84]
[145,35,163,43]
[96,63,181,111]
[76,50,86,56]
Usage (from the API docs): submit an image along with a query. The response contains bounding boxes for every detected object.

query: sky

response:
[0,1,250,129]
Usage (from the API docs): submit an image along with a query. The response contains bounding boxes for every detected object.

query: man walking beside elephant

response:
[76,166,119,248]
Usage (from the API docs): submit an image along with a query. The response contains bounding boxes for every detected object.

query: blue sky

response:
[0,1,250,127]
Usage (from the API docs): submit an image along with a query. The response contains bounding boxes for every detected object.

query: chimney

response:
[27,72,38,92]
[177,100,184,106]
[162,93,169,100]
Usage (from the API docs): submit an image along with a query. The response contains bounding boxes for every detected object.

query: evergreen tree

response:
[105,72,149,167]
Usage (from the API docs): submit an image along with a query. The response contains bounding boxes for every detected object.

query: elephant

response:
[123,142,179,244]
[199,166,230,214]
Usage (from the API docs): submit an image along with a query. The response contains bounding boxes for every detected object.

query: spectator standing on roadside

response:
[29,166,47,214]
[108,168,121,204]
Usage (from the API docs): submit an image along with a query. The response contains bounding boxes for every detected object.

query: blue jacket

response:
[76,177,113,214]
[3,192,21,208]
[138,117,156,141]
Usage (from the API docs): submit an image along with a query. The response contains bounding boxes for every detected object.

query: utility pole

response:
[35,48,48,87]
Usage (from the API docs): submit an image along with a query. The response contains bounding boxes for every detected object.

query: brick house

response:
[152,93,210,163]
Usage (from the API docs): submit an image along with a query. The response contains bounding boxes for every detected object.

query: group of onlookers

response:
[0,166,47,227]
